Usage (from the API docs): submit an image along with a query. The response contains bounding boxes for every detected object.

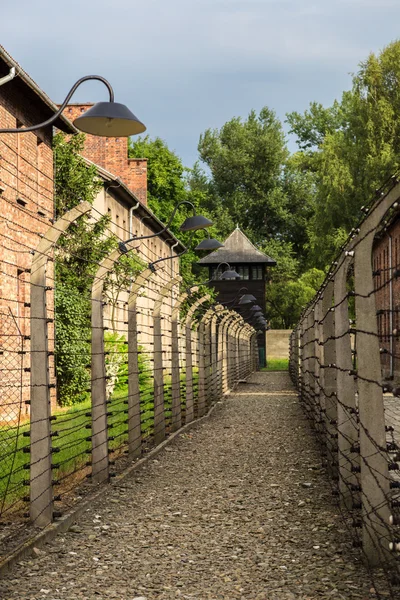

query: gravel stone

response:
[0,372,391,599]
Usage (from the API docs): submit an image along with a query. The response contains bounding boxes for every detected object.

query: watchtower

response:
[197,227,276,366]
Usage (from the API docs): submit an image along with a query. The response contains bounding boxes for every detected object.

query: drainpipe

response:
[0,67,16,88]
[386,230,394,378]
[129,201,140,239]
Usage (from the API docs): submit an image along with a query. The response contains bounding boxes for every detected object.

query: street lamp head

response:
[238,294,256,305]
[180,214,213,232]
[195,237,224,251]
[73,101,146,137]
[221,268,241,280]
[195,230,224,251]
[250,305,262,312]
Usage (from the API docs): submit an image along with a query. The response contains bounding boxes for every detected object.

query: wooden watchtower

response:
[197,227,276,367]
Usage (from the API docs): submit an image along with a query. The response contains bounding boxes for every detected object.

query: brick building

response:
[81,157,184,360]
[0,45,74,419]
[372,216,400,382]
[0,48,184,420]
[62,104,147,205]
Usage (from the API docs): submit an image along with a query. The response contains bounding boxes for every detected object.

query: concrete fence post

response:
[184,295,210,423]
[198,307,214,416]
[353,182,400,563]
[91,241,140,484]
[153,276,182,445]
[333,252,359,508]
[30,201,91,527]
[127,266,157,458]
[321,281,337,476]
[220,314,231,395]
[171,287,199,431]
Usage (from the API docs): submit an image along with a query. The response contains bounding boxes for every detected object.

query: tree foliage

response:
[54,133,144,405]
[287,40,400,267]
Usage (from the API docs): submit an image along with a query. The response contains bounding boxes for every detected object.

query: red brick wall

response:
[0,82,56,417]
[372,218,400,382]
[63,104,148,205]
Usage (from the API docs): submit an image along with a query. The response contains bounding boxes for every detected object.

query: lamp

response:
[119,201,213,254]
[250,305,262,312]
[0,75,146,137]
[195,230,224,251]
[181,214,213,232]
[238,293,256,305]
[221,267,241,280]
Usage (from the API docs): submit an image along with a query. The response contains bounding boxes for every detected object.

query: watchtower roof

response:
[197,227,276,265]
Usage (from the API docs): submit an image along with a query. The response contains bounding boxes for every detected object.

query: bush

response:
[55,283,91,406]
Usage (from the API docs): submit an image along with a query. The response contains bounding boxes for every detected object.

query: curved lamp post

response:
[119,201,213,254]
[0,75,146,136]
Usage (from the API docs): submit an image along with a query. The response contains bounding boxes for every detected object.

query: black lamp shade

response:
[221,268,241,280]
[238,294,256,305]
[250,305,262,312]
[195,238,224,251]
[180,214,213,232]
[73,102,146,137]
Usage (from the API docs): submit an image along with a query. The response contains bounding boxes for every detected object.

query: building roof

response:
[82,156,186,254]
[197,227,276,265]
[0,46,75,134]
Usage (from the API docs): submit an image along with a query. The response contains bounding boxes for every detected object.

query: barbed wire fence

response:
[289,175,400,598]
[0,199,258,558]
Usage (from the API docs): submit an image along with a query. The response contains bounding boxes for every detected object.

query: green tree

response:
[197,108,289,240]
[128,135,217,290]
[287,40,400,267]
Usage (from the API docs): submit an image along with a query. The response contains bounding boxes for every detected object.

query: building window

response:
[237,266,249,280]
[251,266,263,280]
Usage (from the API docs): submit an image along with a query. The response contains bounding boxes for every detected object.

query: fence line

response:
[0,204,258,557]
[290,177,400,596]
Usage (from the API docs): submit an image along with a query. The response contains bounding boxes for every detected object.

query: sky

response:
[1,0,400,167]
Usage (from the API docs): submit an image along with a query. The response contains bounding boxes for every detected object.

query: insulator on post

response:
[389,541,400,552]
[389,462,400,471]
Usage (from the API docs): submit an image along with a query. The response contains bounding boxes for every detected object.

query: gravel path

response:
[0,372,390,600]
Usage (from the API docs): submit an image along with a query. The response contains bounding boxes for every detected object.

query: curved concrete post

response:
[127,266,158,458]
[218,312,237,395]
[333,252,359,508]
[209,305,224,404]
[171,287,199,431]
[320,281,337,476]
[198,306,221,416]
[30,201,92,527]
[226,314,242,392]
[313,296,323,440]
[232,318,245,387]
[353,182,400,563]
[185,295,211,423]
[215,309,230,398]
[242,324,254,379]
[239,323,251,380]
[153,275,182,444]
[91,239,140,483]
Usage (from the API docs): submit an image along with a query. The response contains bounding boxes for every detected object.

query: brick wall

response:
[0,81,56,418]
[63,104,148,205]
[372,218,400,382]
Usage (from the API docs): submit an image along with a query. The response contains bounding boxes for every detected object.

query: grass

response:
[263,358,289,371]
[0,369,199,512]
